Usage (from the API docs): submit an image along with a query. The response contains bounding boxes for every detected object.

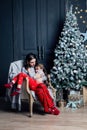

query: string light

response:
[80,9,83,12]
[77,11,80,14]
[74,5,87,28]
[66,0,87,28]
[80,16,82,18]
[75,7,78,10]
[67,0,87,28]
[82,21,86,23]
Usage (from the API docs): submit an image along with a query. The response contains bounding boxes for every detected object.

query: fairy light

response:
[85,0,87,13]
[67,0,87,28]
[74,11,77,14]
[77,11,80,14]
[80,16,82,18]
[73,0,87,28]
[80,9,83,12]
[82,21,86,23]
[75,7,78,10]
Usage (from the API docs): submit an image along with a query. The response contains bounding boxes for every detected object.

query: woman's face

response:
[28,58,36,67]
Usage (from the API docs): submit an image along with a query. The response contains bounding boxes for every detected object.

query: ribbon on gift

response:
[66,98,84,110]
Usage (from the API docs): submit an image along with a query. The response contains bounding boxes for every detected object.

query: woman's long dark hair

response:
[24,53,38,69]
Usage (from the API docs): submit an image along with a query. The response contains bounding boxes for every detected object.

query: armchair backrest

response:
[8,60,23,83]
[7,60,29,100]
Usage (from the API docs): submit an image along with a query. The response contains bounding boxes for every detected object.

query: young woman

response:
[4,53,60,115]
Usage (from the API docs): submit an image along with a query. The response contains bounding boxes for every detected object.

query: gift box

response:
[66,90,84,109]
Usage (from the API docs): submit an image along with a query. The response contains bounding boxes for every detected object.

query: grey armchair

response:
[6,60,56,117]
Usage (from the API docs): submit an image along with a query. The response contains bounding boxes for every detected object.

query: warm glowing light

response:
[82,21,86,23]
[78,11,80,14]
[85,10,87,12]
[74,11,77,14]
[75,7,78,10]
[80,9,83,12]
[80,16,82,18]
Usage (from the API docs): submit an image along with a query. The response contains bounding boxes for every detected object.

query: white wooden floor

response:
[0,98,87,130]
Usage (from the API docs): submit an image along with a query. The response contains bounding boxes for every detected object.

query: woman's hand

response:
[35,73,41,79]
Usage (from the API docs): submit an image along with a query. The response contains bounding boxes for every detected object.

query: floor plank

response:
[0,97,87,130]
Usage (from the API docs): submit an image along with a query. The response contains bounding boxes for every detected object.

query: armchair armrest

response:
[47,74,56,92]
[47,74,56,101]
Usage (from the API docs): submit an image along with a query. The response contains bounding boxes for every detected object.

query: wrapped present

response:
[66,90,84,109]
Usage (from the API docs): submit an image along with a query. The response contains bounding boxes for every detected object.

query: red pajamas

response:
[12,72,38,91]
[12,72,55,112]
[35,83,54,112]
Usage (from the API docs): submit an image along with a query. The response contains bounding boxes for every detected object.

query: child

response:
[34,63,49,84]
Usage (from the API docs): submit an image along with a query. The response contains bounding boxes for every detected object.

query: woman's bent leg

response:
[35,83,60,115]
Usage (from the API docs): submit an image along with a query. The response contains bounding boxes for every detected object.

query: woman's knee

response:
[36,88,43,95]
[19,72,27,78]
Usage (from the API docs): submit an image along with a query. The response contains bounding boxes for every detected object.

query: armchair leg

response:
[29,94,34,117]
[25,77,34,117]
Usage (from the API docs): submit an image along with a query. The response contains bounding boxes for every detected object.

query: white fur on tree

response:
[50,5,87,90]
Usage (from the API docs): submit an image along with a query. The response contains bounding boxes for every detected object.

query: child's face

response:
[35,66,41,73]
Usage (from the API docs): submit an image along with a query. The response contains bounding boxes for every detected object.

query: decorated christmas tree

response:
[50,5,87,91]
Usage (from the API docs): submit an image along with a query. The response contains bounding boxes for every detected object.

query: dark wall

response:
[12,0,66,72]
[0,0,86,96]
[0,0,13,85]
[0,0,13,96]
[0,0,65,97]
